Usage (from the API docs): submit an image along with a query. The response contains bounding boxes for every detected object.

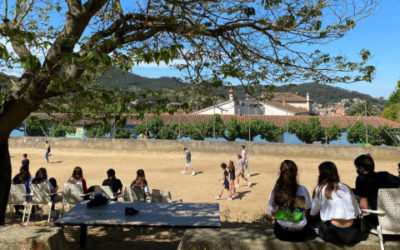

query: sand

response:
[9,146,399,222]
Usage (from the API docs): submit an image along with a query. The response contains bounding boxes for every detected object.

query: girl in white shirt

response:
[311,161,361,245]
[267,160,312,242]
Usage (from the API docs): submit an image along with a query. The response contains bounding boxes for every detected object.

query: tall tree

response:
[0,0,377,224]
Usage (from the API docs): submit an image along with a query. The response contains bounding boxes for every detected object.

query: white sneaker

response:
[234,184,239,188]
[227,197,233,201]
[191,171,196,176]
[181,170,186,174]
[248,182,252,187]
[247,174,251,177]
[215,196,221,200]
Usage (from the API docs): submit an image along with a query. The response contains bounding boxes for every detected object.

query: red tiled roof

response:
[272,92,313,103]
[126,114,400,129]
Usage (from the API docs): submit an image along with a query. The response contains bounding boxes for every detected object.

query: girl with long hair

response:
[267,160,312,242]
[310,161,360,245]
[68,166,88,194]
[131,169,150,197]
[235,154,251,187]
[32,167,61,216]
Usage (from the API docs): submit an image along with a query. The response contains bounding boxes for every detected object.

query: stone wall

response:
[9,137,400,161]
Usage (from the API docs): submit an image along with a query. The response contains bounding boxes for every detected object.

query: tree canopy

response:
[0,0,378,224]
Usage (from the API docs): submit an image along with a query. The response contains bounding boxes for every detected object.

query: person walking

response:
[241,145,250,177]
[236,154,251,187]
[181,147,195,176]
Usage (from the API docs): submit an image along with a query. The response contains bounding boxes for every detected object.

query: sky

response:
[131,0,400,99]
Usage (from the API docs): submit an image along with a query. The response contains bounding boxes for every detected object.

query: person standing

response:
[45,140,52,163]
[21,153,30,168]
[241,145,250,177]
[181,147,195,176]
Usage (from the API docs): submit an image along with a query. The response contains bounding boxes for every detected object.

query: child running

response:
[45,140,52,163]
[215,163,230,200]
[181,147,195,176]
[236,154,251,188]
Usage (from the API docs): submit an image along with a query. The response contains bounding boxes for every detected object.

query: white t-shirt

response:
[310,182,360,221]
[241,149,248,163]
[267,185,311,229]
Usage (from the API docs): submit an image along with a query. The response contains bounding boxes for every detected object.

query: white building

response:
[193,89,313,116]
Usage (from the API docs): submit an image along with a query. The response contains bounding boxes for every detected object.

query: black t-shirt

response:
[223,170,229,186]
[21,159,29,167]
[355,171,400,210]
[102,178,123,193]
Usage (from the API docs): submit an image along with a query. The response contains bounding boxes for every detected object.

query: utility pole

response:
[248,104,251,141]
[365,102,368,145]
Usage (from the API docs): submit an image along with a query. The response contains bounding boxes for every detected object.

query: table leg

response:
[80,225,87,248]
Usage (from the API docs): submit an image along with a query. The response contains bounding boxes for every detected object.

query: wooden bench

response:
[178,228,400,250]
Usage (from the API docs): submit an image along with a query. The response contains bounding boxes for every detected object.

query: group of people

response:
[267,154,400,245]
[11,153,152,217]
[215,145,252,201]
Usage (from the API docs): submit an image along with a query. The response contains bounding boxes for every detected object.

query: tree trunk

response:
[0,136,11,225]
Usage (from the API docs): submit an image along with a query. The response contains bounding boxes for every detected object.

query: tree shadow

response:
[63,226,183,250]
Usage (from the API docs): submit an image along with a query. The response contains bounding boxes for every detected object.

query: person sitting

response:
[31,167,62,217]
[68,166,88,194]
[354,154,400,229]
[131,169,151,198]
[102,168,123,199]
[267,160,312,242]
[311,161,361,245]
[12,165,32,215]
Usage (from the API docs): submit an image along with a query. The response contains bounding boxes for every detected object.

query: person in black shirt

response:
[354,154,400,229]
[102,169,123,197]
[21,153,29,168]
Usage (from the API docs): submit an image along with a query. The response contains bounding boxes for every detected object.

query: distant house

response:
[193,89,313,116]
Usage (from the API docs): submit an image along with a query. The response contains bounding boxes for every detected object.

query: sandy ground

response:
[9,146,399,222]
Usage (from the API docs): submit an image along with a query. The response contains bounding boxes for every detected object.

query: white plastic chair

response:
[26,183,53,226]
[94,185,123,200]
[123,187,146,202]
[362,188,400,250]
[61,183,88,214]
[151,189,182,203]
[8,184,29,224]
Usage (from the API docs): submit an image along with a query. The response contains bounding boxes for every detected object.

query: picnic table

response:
[55,201,221,248]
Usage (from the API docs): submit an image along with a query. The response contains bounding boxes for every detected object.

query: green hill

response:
[96,68,186,91]
[1,68,384,108]
[277,83,385,107]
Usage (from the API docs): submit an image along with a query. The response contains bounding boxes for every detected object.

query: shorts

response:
[237,166,243,174]
[222,182,229,190]
[186,161,191,167]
